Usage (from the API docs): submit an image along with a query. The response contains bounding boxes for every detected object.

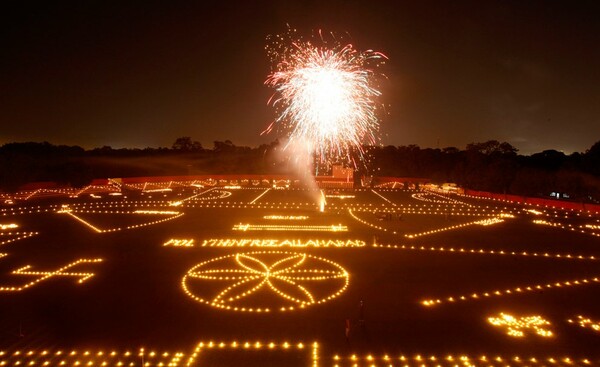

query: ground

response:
[0,184,599,366]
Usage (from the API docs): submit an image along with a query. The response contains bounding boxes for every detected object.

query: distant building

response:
[316,165,354,188]
[332,165,353,180]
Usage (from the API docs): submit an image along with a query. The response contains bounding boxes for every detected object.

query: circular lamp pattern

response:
[182,251,349,312]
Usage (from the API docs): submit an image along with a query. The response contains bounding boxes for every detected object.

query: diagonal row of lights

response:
[349,209,512,237]
[405,217,509,238]
[0,231,38,247]
[534,219,600,238]
[57,208,183,233]
[373,243,597,261]
[421,276,600,307]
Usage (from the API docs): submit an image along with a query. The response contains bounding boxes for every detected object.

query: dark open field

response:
[0,187,599,366]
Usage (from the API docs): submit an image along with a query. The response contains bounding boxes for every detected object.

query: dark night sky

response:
[2,0,599,154]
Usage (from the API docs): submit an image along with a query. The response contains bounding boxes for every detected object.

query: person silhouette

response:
[345,318,351,343]
[358,300,365,327]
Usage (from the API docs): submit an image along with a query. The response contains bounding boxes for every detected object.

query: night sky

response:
[2,0,599,154]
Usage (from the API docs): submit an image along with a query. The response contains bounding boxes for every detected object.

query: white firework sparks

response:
[265,29,387,165]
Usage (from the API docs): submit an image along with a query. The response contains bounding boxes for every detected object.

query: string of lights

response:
[371,189,397,206]
[0,347,596,367]
[182,251,349,312]
[487,313,553,337]
[57,208,183,233]
[373,243,597,261]
[0,258,103,292]
[249,188,272,204]
[232,223,348,232]
[421,276,600,307]
[331,353,595,366]
[533,219,600,237]
[0,231,38,247]
[567,315,600,333]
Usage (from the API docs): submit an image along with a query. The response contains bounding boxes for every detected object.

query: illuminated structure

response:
[316,165,354,189]
[0,231,38,247]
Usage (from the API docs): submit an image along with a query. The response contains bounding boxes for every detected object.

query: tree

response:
[172,137,202,151]
[213,140,236,154]
[584,140,600,176]
[466,140,518,155]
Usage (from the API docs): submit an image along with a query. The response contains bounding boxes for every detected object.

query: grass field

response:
[0,187,599,366]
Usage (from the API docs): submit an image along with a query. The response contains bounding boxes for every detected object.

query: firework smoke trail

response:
[264,28,387,166]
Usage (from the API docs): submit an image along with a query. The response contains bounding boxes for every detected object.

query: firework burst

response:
[265,28,387,166]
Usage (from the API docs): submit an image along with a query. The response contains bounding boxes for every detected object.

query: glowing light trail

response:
[371,190,397,206]
[232,224,348,232]
[57,208,183,233]
[263,215,309,220]
[0,231,38,247]
[249,188,271,204]
[373,243,597,261]
[59,210,102,233]
[421,276,600,307]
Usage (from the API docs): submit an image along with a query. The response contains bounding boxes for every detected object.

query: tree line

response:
[0,138,599,202]
[366,140,600,201]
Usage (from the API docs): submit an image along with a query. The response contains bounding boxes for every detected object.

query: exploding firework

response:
[265,28,387,166]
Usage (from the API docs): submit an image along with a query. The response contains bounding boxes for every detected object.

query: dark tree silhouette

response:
[0,139,599,201]
[172,137,203,151]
